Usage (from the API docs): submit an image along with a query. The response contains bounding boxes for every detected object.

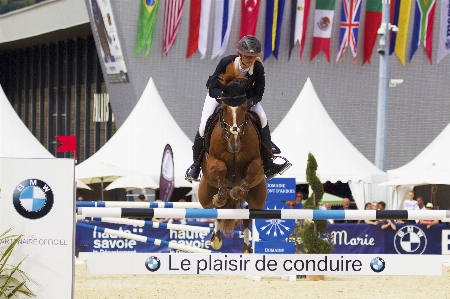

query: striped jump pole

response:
[77,216,241,236]
[77,208,450,221]
[76,201,204,209]
[76,222,214,253]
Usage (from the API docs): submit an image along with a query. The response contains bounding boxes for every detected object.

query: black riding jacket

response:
[206,55,265,105]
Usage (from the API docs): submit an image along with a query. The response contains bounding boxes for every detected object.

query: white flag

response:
[198,0,212,59]
[211,0,236,59]
[437,0,450,64]
[294,0,306,45]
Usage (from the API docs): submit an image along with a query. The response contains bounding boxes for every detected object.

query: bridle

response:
[219,107,249,140]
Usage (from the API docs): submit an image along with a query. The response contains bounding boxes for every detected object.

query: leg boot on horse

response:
[185,131,204,181]
[261,125,291,180]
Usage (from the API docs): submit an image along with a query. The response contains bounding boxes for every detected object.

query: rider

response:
[185,35,290,181]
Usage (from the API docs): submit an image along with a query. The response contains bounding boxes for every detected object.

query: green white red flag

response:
[310,0,337,61]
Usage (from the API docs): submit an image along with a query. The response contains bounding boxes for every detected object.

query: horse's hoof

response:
[210,231,222,250]
[212,194,226,207]
[242,243,253,254]
[230,186,248,200]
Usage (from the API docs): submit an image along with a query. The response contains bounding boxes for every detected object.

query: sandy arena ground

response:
[75,264,450,299]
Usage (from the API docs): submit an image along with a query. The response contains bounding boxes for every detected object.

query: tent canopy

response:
[75,78,193,188]
[272,78,386,208]
[381,122,450,209]
[0,85,88,189]
[386,122,450,183]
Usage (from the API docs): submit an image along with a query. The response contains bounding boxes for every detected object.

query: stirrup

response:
[274,156,292,175]
[264,156,292,180]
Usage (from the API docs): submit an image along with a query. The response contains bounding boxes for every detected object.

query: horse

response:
[198,64,267,253]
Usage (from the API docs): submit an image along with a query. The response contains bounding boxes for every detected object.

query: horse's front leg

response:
[206,157,229,207]
[210,220,223,250]
[230,158,262,201]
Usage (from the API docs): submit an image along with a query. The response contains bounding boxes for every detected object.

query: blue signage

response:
[254,200,295,242]
[266,178,296,202]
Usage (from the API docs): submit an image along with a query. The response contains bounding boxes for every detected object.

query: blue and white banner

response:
[326,223,450,255]
[437,0,450,64]
[76,221,243,253]
[76,222,450,255]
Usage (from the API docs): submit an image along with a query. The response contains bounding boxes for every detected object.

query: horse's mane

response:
[219,63,248,85]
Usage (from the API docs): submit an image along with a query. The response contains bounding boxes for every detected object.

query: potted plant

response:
[290,153,333,281]
[0,227,37,297]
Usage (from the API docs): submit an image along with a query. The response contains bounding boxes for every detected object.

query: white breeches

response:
[198,94,268,137]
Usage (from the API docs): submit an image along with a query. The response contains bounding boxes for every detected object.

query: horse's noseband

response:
[219,110,248,140]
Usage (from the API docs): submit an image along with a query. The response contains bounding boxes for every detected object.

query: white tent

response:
[75,78,193,188]
[272,78,387,209]
[0,85,90,190]
[381,122,450,209]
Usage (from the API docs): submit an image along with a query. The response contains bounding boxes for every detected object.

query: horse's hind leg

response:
[210,220,222,250]
[241,219,253,253]
[241,180,267,253]
[230,158,262,201]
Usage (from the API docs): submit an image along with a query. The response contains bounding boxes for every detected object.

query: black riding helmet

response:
[236,35,262,56]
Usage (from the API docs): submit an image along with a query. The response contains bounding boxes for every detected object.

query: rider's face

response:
[240,54,258,68]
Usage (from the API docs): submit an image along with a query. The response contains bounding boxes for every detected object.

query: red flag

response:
[55,135,77,160]
[240,0,260,39]
[186,0,201,58]
[163,0,185,56]
[362,0,382,65]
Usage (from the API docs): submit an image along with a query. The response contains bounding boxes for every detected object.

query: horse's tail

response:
[220,199,245,238]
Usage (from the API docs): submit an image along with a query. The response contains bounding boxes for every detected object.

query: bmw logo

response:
[145,256,161,272]
[394,225,427,254]
[13,179,54,219]
[370,257,385,273]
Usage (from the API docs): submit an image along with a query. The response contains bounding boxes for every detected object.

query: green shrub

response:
[296,153,333,254]
[0,227,36,298]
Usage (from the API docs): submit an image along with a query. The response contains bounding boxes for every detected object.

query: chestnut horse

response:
[198,64,267,253]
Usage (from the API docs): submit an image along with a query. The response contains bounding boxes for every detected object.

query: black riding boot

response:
[261,125,289,180]
[185,131,204,181]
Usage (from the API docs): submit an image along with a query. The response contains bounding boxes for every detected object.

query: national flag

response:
[310,0,337,61]
[336,0,362,62]
[393,0,412,65]
[362,0,382,65]
[289,0,311,60]
[409,0,436,64]
[135,0,160,57]
[240,0,260,38]
[163,0,185,56]
[264,0,287,60]
[186,0,212,59]
[389,0,400,55]
[437,0,450,64]
[211,0,237,59]
[55,135,77,161]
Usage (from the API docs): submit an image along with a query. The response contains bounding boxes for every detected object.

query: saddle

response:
[203,108,280,156]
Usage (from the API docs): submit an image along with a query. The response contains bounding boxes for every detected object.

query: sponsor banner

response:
[254,240,295,254]
[89,0,129,83]
[83,253,446,275]
[76,221,243,253]
[76,222,450,255]
[327,224,450,255]
[266,178,296,201]
[0,158,74,299]
[159,144,174,202]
